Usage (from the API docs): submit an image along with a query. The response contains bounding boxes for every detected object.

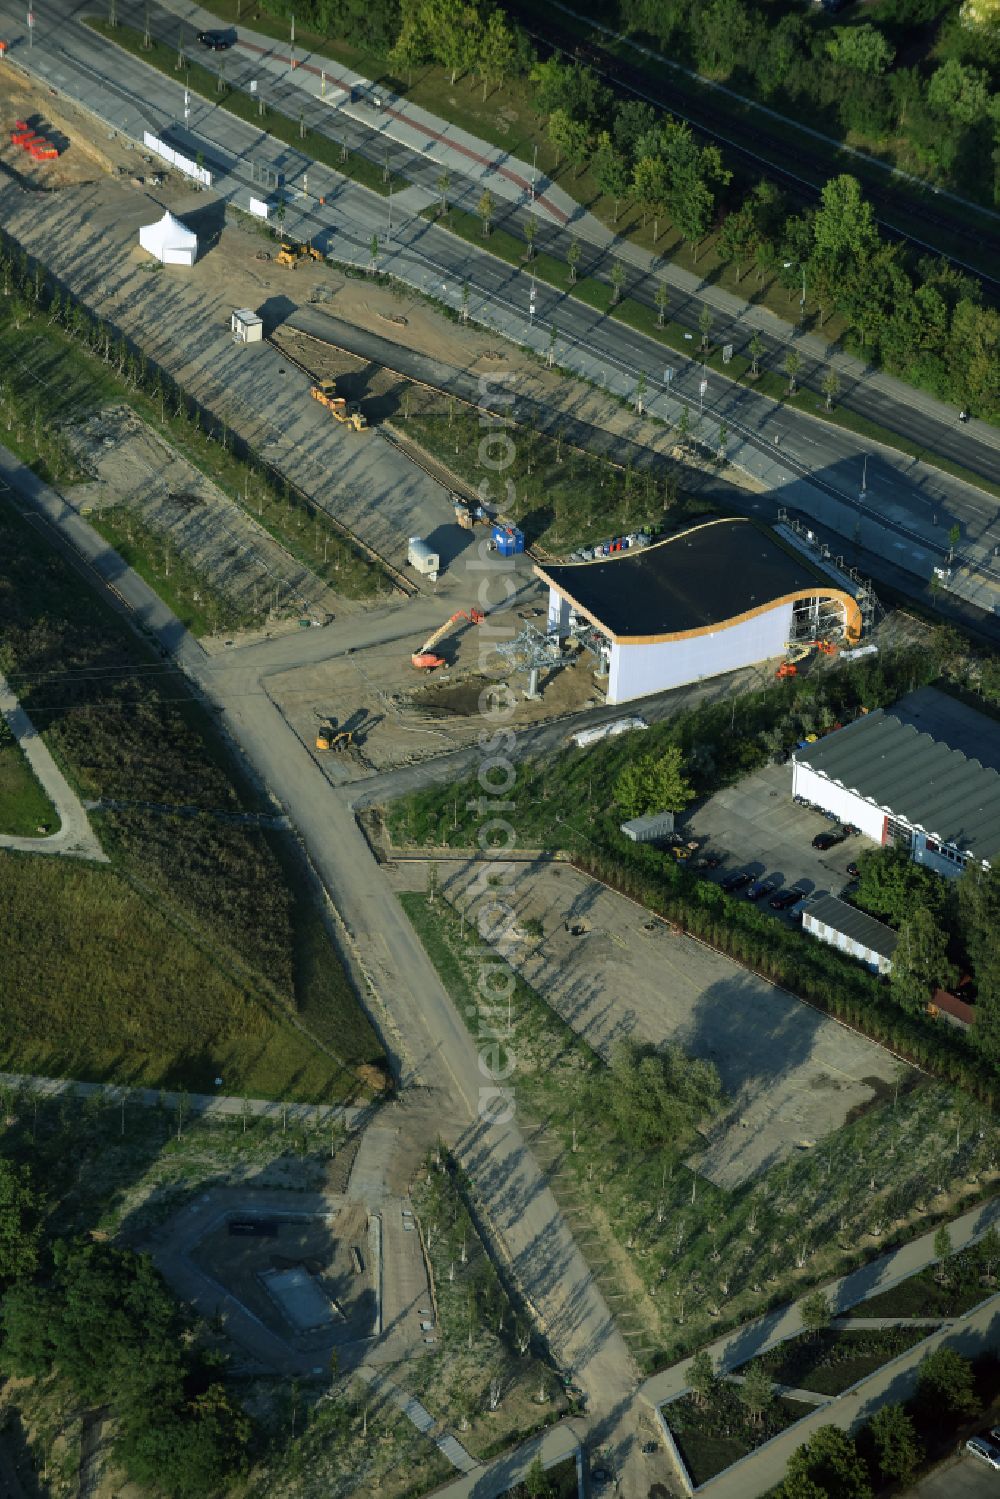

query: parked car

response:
[198,28,234,47]
[747,876,780,901]
[966,1435,1000,1469]
[769,889,804,911]
[720,871,753,893]
[812,830,847,850]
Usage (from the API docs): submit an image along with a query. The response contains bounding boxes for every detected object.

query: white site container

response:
[408,537,440,581]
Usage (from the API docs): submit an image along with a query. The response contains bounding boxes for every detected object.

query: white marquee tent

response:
[138,210,198,267]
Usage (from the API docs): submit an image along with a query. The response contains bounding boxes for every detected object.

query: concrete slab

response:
[420,858,904,1186]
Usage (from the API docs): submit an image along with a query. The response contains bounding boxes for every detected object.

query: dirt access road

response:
[4,448,649,1492]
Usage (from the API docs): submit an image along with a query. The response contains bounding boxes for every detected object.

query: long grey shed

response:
[794,688,1000,867]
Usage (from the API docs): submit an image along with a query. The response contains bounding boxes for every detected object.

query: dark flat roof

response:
[795,687,1000,863]
[536,519,836,642]
[804,895,898,960]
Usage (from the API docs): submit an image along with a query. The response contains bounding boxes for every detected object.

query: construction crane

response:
[411,609,484,669]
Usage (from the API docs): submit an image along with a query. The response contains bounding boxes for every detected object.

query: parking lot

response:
[911,1448,1000,1497]
[684,761,867,912]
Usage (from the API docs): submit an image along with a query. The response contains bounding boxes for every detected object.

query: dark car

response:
[812,830,847,851]
[720,871,753,893]
[198,28,234,48]
[747,876,780,901]
[769,888,804,910]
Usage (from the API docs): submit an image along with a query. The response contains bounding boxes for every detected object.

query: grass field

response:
[0,737,58,838]
[399,891,1000,1367]
[404,404,689,552]
[667,1392,817,1488]
[0,479,382,1101]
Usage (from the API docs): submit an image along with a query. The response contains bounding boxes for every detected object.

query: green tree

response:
[0,1159,41,1288]
[655,281,669,327]
[928,57,994,124]
[477,189,495,237]
[688,1348,717,1408]
[698,303,713,351]
[632,151,670,240]
[855,847,947,925]
[479,8,515,100]
[658,122,731,257]
[423,0,478,83]
[867,1403,921,1486]
[739,1361,775,1426]
[524,1454,553,1498]
[717,203,759,282]
[548,107,590,172]
[567,237,582,285]
[810,175,879,310]
[524,216,537,261]
[436,168,451,213]
[615,745,695,818]
[784,349,801,393]
[933,1223,954,1282]
[781,1425,872,1499]
[609,260,626,305]
[915,1345,978,1419]
[800,1290,832,1340]
[821,368,841,410]
[826,24,895,75]
[748,330,764,377]
[592,130,630,221]
[604,1040,721,1149]
[891,905,955,1014]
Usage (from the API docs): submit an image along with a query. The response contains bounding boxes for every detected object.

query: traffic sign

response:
[722,343,733,364]
[664,367,675,385]
[699,378,708,397]
[249,78,257,93]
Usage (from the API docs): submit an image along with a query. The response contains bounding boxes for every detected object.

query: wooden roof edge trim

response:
[535,577,861,646]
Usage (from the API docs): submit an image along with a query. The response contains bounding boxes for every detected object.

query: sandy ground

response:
[0,65,759,590]
[267,601,611,775]
[389,857,904,1189]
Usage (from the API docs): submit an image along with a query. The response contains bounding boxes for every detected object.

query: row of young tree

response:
[0,1159,250,1495]
[617,0,1000,204]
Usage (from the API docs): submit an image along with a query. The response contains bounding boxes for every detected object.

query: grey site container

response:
[620,811,675,843]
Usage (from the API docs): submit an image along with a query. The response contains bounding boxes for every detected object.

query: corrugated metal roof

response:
[794,688,1000,864]
[803,894,899,960]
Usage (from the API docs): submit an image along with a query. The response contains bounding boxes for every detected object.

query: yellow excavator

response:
[315,724,354,752]
[411,608,484,669]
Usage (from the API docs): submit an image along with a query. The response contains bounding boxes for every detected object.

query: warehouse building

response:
[536,519,863,705]
[793,686,1000,877]
[802,894,898,975]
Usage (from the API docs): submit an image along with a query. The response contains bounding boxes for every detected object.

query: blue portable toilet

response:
[492,524,525,557]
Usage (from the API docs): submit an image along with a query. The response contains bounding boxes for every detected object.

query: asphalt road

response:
[4,0,1000,612]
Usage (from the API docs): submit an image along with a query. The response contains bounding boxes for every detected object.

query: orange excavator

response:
[411,609,484,669]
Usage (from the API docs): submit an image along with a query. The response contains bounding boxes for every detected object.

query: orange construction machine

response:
[411,609,484,669]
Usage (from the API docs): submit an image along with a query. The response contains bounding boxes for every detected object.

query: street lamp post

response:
[530,144,537,206]
[782,260,806,319]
